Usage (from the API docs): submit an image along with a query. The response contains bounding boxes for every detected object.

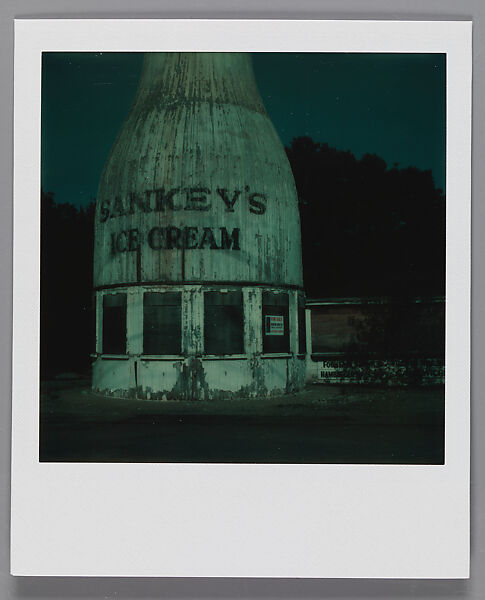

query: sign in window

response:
[265,315,284,336]
[262,291,290,353]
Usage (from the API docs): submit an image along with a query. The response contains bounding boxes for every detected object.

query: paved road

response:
[39,381,445,464]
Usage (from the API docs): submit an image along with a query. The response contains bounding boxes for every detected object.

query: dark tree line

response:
[286,137,445,298]
[40,137,445,375]
[40,191,95,377]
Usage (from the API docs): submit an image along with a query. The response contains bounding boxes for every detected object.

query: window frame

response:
[203,289,245,356]
[262,290,290,354]
[102,292,127,355]
[142,291,182,356]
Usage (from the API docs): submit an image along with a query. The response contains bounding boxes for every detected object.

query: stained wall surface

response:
[94,53,303,291]
[92,52,305,399]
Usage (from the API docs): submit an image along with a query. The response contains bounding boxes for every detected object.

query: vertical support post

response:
[305,307,312,356]
[243,287,262,355]
[183,287,204,356]
[305,307,313,382]
[126,287,143,355]
[95,291,103,353]
[288,289,299,355]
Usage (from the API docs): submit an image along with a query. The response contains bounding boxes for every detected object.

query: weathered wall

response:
[94,53,303,290]
[306,298,445,386]
[92,285,306,398]
[309,299,445,356]
[93,355,306,400]
[310,305,365,353]
[307,357,444,386]
[92,53,305,400]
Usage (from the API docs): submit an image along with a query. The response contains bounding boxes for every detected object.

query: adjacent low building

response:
[305,296,445,385]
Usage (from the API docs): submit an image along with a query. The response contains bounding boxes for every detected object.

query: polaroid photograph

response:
[11,19,471,577]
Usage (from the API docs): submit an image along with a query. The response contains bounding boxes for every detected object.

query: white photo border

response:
[11,19,471,578]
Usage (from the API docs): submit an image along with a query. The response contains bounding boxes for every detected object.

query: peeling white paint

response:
[92,53,305,400]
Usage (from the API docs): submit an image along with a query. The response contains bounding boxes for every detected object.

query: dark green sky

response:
[41,52,446,207]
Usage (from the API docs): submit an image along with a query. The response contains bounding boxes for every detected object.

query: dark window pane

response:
[143,292,181,355]
[298,294,307,355]
[262,291,290,353]
[144,292,180,307]
[204,291,244,355]
[263,291,289,307]
[103,293,127,354]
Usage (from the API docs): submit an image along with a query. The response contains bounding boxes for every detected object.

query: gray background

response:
[0,0,481,598]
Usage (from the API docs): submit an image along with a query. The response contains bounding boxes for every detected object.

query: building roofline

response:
[306,296,445,306]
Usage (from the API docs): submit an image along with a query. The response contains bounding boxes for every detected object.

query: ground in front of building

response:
[39,379,444,464]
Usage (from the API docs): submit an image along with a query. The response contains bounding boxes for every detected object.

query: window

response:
[298,294,307,355]
[262,291,290,353]
[102,293,127,354]
[143,292,182,355]
[204,291,244,355]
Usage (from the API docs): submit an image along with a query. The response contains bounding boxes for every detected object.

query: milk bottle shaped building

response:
[92,52,306,399]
